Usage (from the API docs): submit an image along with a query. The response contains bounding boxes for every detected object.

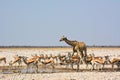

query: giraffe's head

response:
[59,35,67,41]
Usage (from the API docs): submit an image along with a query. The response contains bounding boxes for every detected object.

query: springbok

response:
[85,54,92,69]
[21,56,39,73]
[0,57,6,72]
[58,53,66,65]
[40,56,55,73]
[110,58,120,70]
[90,56,109,71]
[65,52,80,71]
[85,54,103,69]
[50,54,58,64]
[0,57,6,64]
[9,55,22,69]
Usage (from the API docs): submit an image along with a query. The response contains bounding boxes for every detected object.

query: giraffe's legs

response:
[77,49,86,64]
[72,47,75,56]
[72,52,75,56]
[76,49,82,63]
[84,48,87,57]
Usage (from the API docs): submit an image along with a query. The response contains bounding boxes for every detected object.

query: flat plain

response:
[0,47,120,80]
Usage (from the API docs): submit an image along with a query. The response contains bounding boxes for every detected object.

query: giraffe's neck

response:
[64,39,76,47]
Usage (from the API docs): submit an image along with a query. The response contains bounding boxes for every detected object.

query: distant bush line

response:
[0,46,120,48]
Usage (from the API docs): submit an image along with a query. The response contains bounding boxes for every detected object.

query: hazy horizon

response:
[0,1,120,46]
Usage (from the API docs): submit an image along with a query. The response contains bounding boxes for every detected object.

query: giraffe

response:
[59,36,87,63]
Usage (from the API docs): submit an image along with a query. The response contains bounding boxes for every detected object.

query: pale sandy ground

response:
[0,72,120,80]
[0,47,120,80]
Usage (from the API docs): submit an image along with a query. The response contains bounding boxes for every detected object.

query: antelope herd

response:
[0,36,119,74]
[0,52,120,73]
